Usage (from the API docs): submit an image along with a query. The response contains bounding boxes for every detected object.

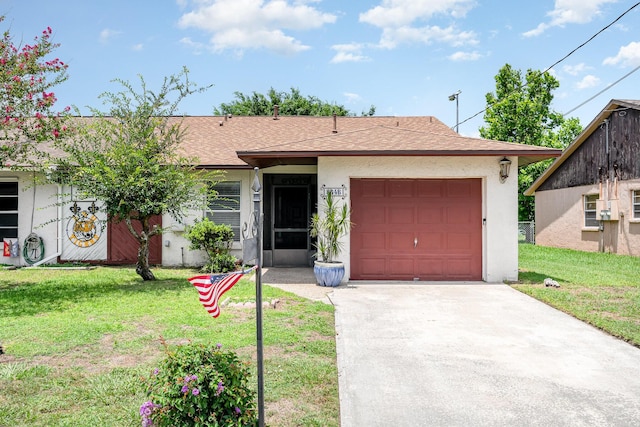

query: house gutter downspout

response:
[30,184,63,266]
[600,119,610,253]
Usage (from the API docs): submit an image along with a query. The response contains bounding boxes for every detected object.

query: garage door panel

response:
[389,258,414,275]
[389,232,413,251]
[359,180,386,197]
[360,232,386,249]
[388,180,414,198]
[446,257,479,280]
[447,233,472,250]
[351,178,482,281]
[447,180,475,198]
[446,206,473,224]
[417,180,444,198]
[415,257,445,277]
[417,207,444,224]
[361,206,386,224]
[360,258,387,275]
[389,206,414,224]
[417,232,445,251]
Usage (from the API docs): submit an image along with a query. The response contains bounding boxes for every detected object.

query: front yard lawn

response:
[0,267,339,426]
[515,244,640,347]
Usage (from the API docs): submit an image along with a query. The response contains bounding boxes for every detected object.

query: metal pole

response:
[252,167,265,427]
[455,95,459,134]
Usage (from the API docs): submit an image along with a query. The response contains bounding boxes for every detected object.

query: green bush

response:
[141,342,257,427]
[185,218,238,273]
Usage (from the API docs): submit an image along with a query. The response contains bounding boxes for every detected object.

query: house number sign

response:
[321,184,347,199]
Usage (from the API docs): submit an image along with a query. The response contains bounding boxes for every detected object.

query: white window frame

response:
[633,190,640,220]
[583,194,599,228]
[0,180,19,241]
[206,181,241,242]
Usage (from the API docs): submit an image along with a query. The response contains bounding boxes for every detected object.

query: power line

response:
[455,1,640,129]
[563,64,640,116]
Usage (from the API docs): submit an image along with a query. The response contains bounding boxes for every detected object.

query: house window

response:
[584,194,598,227]
[207,181,241,242]
[633,190,640,220]
[0,181,18,241]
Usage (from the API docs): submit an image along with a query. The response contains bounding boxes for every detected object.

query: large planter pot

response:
[313,261,345,287]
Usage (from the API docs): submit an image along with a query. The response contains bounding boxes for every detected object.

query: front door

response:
[272,185,310,265]
[263,174,316,266]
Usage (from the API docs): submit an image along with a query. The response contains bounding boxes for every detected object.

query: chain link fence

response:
[518,221,535,244]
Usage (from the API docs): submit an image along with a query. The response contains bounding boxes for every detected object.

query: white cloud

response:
[360,0,475,27]
[603,41,640,67]
[562,62,589,75]
[359,0,478,48]
[132,43,144,51]
[523,0,617,37]
[179,37,207,55]
[343,92,361,103]
[379,25,478,49]
[99,28,122,44]
[448,51,482,61]
[330,43,370,63]
[576,74,600,89]
[178,0,336,55]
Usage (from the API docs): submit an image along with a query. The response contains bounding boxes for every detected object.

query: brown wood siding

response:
[540,108,640,191]
[107,216,162,265]
[350,178,482,281]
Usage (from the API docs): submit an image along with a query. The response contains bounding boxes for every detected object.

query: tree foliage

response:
[0,16,69,166]
[480,64,583,221]
[55,67,219,280]
[214,87,374,117]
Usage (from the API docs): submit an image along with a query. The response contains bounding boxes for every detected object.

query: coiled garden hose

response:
[23,232,45,265]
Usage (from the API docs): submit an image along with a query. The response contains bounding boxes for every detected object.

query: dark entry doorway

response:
[263,174,316,266]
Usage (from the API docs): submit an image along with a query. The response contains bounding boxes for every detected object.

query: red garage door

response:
[350,179,482,281]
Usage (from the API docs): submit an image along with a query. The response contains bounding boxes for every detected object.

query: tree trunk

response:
[136,237,155,280]
[126,217,156,281]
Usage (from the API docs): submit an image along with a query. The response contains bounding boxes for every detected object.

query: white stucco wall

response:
[0,172,60,267]
[161,169,258,267]
[317,156,519,283]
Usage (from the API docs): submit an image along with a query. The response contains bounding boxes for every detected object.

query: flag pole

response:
[252,167,265,426]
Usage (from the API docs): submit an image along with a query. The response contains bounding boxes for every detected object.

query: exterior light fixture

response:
[448,90,461,133]
[499,157,512,183]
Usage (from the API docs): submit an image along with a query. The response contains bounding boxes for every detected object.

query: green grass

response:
[515,244,640,347]
[0,267,339,427]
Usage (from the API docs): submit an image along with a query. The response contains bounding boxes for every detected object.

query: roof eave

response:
[525,99,639,196]
[237,149,562,169]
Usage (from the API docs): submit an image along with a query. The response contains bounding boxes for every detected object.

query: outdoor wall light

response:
[499,157,512,183]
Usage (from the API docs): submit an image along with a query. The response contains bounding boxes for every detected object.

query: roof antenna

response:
[273,105,279,120]
[332,113,338,133]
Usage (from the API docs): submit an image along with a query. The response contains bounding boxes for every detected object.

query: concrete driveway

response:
[331,283,640,426]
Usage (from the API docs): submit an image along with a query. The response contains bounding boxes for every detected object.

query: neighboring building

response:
[1,114,559,282]
[525,99,640,255]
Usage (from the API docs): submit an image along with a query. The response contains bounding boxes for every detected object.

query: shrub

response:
[141,342,257,427]
[185,218,238,273]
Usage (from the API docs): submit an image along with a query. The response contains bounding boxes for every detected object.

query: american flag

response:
[188,267,256,318]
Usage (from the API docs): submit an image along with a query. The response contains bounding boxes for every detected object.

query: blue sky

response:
[2,0,639,136]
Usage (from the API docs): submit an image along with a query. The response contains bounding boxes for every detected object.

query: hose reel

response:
[23,232,45,265]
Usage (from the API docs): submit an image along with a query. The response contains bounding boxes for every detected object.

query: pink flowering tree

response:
[0,16,69,167]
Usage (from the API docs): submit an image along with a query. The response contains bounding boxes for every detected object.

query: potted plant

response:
[310,191,352,287]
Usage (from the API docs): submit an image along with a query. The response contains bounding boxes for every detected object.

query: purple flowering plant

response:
[140,341,257,426]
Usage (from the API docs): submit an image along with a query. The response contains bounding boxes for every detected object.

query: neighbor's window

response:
[584,194,598,227]
[633,190,640,220]
[207,181,241,242]
[0,181,18,241]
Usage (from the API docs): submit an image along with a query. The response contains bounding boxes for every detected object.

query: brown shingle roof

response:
[178,115,560,169]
